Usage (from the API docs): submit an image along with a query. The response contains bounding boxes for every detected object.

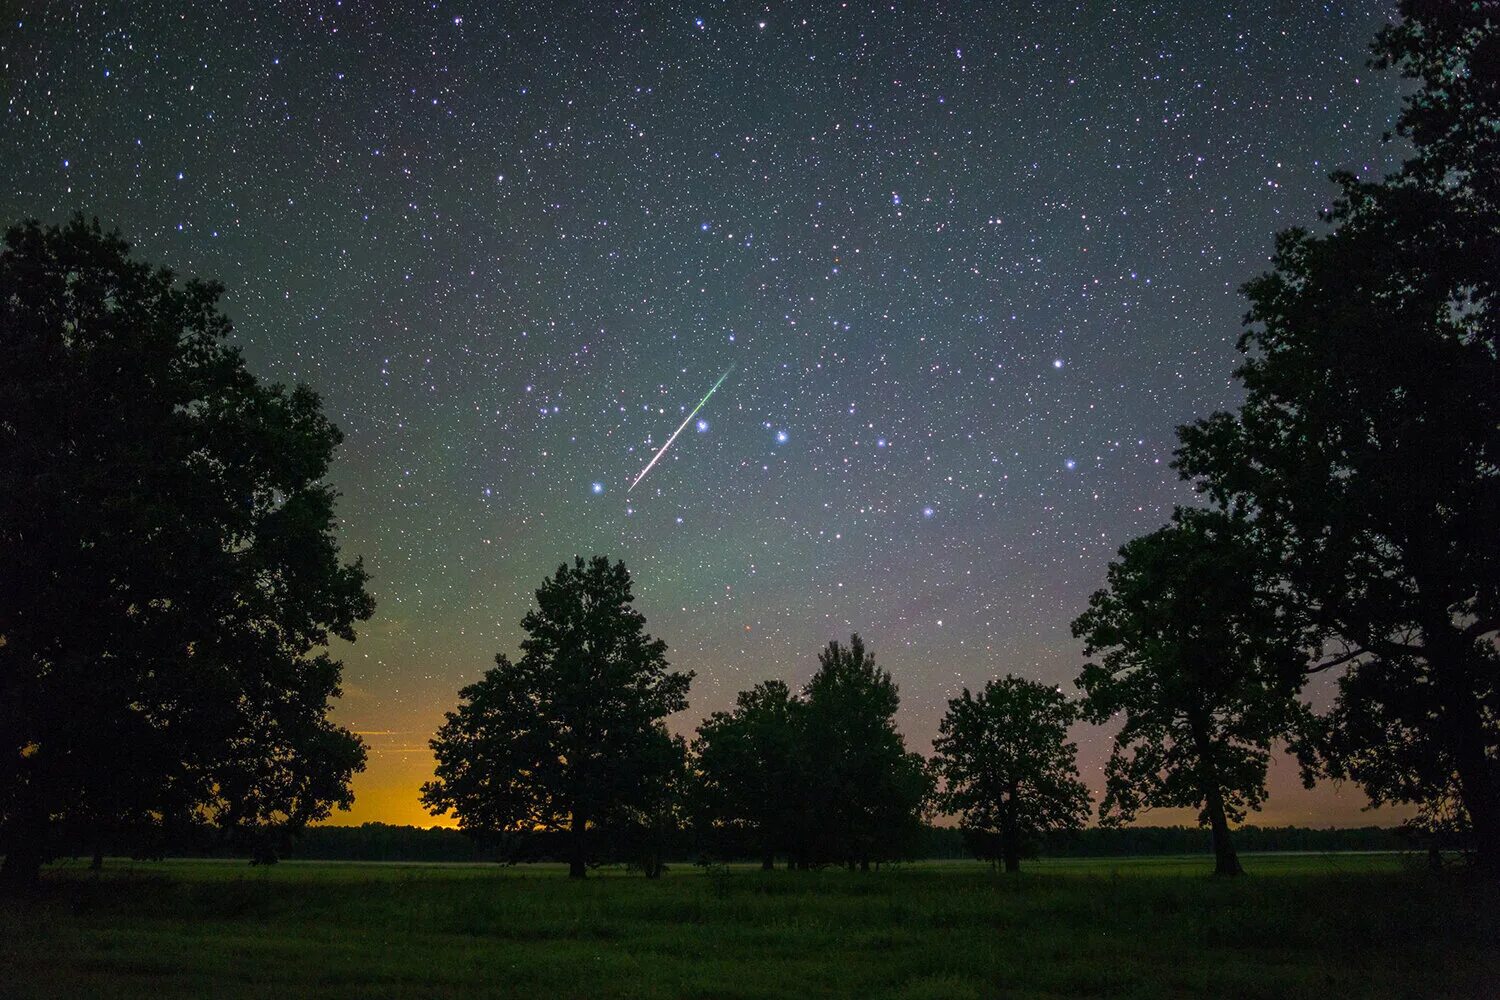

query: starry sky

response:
[4,2,1414,827]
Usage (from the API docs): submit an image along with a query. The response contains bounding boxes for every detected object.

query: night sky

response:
[4,3,1412,826]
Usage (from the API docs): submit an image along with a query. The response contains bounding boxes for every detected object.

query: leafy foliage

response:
[1071,508,1311,875]
[932,676,1090,871]
[693,636,931,870]
[1173,1,1500,871]
[421,556,691,877]
[0,216,372,884]
[798,635,933,868]
[692,679,805,868]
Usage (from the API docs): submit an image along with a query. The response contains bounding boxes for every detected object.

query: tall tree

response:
[693,679,805,869]
[800,635,931,869]
[1071,509,1310,876]
[932,676,1091,873]
[421,556,691,878]
[1173,2,1500,872]
[0,216,372,887]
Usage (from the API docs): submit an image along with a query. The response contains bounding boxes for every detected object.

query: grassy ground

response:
[1,854,1494,999]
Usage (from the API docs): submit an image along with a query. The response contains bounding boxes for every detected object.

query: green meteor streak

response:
[628,366,736,492]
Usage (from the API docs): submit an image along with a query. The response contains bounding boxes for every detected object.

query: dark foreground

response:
[0,855,1494,999]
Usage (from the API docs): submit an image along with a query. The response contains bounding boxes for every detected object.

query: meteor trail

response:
[628,366,735,492]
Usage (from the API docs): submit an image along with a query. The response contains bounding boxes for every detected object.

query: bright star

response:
[775,430,789,444]
[696,419,709,433]
[592,482,605,494]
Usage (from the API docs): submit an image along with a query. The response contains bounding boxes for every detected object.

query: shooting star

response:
[629,366,736,492]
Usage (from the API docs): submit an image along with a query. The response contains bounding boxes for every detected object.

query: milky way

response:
[2,3,1409,824]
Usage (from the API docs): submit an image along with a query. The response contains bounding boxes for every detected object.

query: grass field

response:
[1,854,1495,998]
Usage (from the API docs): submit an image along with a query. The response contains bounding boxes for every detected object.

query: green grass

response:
[1,854,1494,998]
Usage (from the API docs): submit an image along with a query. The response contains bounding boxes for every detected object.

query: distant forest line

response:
[205,823,1413,864]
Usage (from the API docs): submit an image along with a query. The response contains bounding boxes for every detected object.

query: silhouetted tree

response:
[608,730,690,878]
[693,679,804,869]
[1314,654,1478,864]
[0,216,372,888]
[421,556,691,878]
[933,676,1091,872]
[1072,509,1310,876]
[800,635,932,869]
[1173,2,1500,874]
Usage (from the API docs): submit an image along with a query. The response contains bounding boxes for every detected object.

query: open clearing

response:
[1,854,1494,999]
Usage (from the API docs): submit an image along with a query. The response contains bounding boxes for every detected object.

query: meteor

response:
[628,366,735,492]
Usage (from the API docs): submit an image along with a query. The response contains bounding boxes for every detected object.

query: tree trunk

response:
[1190,718,1243,876]
[1426,619,1500,879]
[568,811,587,879]
[90,847,104,872]
[761,852,774,871]
[0,796,47,892]
[1001,791,1022,873]
[1204,789,1243,876]
[1447,709,1500,878]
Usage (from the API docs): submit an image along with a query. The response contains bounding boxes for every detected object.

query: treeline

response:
[272,823,1404,864]
[2,3,1495,889]
[408,556,1443,878]
[415,1,1499,880]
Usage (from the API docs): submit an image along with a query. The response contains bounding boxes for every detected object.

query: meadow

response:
[1,854,1494,999]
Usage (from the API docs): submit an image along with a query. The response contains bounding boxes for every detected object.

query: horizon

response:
[3,3,1416,831]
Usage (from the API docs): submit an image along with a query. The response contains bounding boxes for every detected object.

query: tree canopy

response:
[1071,508,1310,875]
[0,216,372,886]
[692,679,805,869]
[932,675,1090,872]
[799,635,932,869]
[421,556,691,877]
[1173,1,1500,873]
[692,637,931,871]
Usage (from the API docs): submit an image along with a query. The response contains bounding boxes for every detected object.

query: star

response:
[6,0,1411,829]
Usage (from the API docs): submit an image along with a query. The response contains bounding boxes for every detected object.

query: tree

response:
[1315,653,1477,866]
[1173,2,1500,873]
[606,729,690,879]
[932,676,1091,873]
[799,635,932,869]
[421,556,691,878]
[0,216,373,887]
[693,679,805,869]
[1071,509,1310,876]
